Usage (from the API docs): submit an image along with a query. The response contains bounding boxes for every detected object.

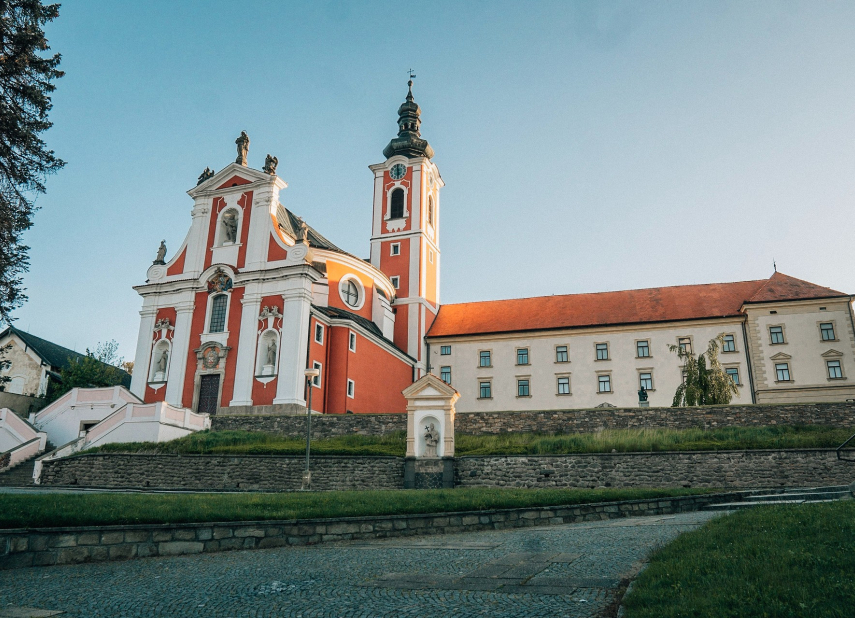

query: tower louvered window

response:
[390,188,405,219]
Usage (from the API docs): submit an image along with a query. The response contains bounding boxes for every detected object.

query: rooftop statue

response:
[262,154,278,175]
[153,240,166,265]
[235,131,250,166]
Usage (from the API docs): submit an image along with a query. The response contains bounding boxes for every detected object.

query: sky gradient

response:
[14,0,855,361]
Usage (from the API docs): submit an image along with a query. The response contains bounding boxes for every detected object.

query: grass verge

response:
[82,425,852,457]
[621,501,855,618]
[0,487,713,529]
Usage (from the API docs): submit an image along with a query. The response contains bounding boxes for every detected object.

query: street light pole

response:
[302,368,320,490]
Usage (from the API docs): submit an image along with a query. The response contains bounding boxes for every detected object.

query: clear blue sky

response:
[15,1,855,361]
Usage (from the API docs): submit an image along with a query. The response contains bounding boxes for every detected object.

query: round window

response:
[339,276,365,310]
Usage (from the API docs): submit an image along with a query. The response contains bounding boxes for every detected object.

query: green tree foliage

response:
[46,340,128,402]
[0,1,64,325]
[669,335,739,406]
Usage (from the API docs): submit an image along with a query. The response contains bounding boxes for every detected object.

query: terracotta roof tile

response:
[426,273,849,338]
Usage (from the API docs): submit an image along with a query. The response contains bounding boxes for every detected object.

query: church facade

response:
[130,82,854,415]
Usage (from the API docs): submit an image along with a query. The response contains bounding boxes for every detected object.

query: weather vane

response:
[408,68,416,80]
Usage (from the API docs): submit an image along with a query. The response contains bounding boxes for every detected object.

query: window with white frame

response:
[517,378,530,397]
[516,348,529,365]
[440,366,451,384]
[479,380,492,399]
[347,379,355,398]
[390,276,400,289]
[827,360,843,379]
[440,345,451,355]
[639,372,653,391]
[636,340,650,358]
[726,367,740,385]
[479,350,491,367]
[390,243,400,256]
[820,323,836,341]
[775,362,791,381]
[555,345,568,363]
[557,376,570,395]
[314,322,324,344]
[209,294,228,333]
[312,361,322,387]
[348,332,356,352]
[596,343,609,361]
[598,374,612,393]
[769,326,785,345]
[722,334,736,353]
[678,337,692,354]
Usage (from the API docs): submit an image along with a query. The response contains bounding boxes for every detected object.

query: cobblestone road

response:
[1,511,721,618]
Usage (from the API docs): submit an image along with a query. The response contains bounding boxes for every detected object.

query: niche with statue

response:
[149,339,171,386]
[255,329,280,381]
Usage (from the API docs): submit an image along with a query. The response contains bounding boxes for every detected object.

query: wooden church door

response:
[197,374,221,415]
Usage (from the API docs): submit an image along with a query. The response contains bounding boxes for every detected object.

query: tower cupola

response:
[383,80,434,159]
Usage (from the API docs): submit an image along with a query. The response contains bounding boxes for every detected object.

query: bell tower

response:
[369,80,443,375]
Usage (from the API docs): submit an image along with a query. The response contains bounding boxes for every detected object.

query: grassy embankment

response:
[0,487,711,529]
[622,501,855,618]
[83,425,852,457]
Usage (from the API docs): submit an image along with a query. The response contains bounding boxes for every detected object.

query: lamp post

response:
[302,367,320,490]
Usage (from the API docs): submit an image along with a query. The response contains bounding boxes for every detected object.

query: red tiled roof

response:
[426,273,848,338]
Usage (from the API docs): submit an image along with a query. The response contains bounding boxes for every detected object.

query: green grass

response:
[622,501,855,618]
[84,425,850,457]
[0,487,712,529]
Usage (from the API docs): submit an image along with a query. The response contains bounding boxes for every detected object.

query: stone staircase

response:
[703,485,853,511]
[0,442,55,487]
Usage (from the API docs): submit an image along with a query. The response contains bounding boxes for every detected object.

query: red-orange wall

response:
[203,191,253,271]
[307,316,328,412]
[326,260,374,320]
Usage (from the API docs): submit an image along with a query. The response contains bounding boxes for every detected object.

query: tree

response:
[45,340,128,402]
[0,1,64,325]
[668,335,739,407]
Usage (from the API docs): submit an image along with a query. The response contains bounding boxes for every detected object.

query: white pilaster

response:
[130,307,158,400]
[243,184,280,270]
[184,199,212,278]
[165,302,195,407]
[229,293,262,406]
[273,281,314,406]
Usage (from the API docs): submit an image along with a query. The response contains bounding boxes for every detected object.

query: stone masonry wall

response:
[211,413,405,439]
[456,449,854,489]
[39,453,403,492]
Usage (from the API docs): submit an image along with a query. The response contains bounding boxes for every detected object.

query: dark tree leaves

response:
[0,1,64,325]
[45,340,128,402]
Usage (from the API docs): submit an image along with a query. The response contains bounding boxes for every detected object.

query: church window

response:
[516,348,529,365]
[596,343,609,361]
[315,323,324,344]
[769,326,785,345]
[343,280,359,307]
[678,337,692,354]
[555,346,568,363]
[827,360,843,379]
[427,196,434,226]
[440,366,451,384]
[391,276,400,289]
[636,340,650,358]
[639,373,653,391]
[390,243,400,256]
[821,323,836,341]
[557,376,570,395]
[726,367,740,384]
[775,362,791,381]
[479,350,492,367]
[517,379,530,397]
[312,361,322,387]
[440,345,451,355]
[347,379,355,398]
[598,374,611,393]
[390,188,405,219]
[479,381,492,399]
[722,334,736,352]
[209,294,228,333]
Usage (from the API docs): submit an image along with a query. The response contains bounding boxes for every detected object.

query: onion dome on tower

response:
[383,80,434,160]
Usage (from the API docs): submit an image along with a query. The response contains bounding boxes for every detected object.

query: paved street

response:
[1,511,721,618]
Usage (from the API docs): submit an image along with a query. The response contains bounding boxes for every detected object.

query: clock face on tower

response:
[390,163,406,180]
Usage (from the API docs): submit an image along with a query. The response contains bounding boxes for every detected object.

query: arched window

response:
[390,188,404,219]
[209,294,228,332]
[342,280,359,307]
[427,196,434,227]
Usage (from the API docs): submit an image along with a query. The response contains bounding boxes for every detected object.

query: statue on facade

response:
[153,240,167,264]
[424,423,440,458]
[222,211,238,243]
[157,349,169,373]
[235,131,250,166]
[262,154,278,175]
[266,339,277,366]
[197,167,215,185]
[638,386,648,403]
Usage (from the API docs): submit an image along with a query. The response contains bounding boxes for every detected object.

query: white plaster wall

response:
[428,319,753,412]
[0,426,20,451]
[0,336,45,396]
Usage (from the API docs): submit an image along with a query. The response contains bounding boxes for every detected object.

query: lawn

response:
[82,425,851,457]
[0,487,712,529]
[621,501,855,618]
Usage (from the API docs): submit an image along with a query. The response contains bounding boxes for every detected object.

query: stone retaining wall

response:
[0,492,744,570]
[456,449,854,489]
[211,413,405,439]
[39,453,403,492]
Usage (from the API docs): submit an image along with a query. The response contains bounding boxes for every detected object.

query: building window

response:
[598,374,611,393]
[479,350,491,367]
[517,379,530,397]
[346,379,355,398]
[722,334,736,353]
[427,196,434,226]
[639,372,653,391]
[555,345,568,363]
[557,376,570,395]
[390,188,405,219]
[516,348,529,365]
[390,243,400,256]
[440,366,451,384]
[726,367,740,385]
[479,381,492,399]
[342,279,360,307]
[314,323,324,344]
[428,249,434,263]
[596,343,609,361]
[678,337,692,354]
[348,332,356,352]
[827,360,843,379]
[770,326,785,345]
[821,323,836,341]
[636,340,650,358]
[390,276,400,289]
[209,294,228,333]
[312,361,322,387]
[775,362,791,382]
[440,345,451,355]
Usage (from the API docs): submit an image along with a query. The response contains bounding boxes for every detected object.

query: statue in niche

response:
[235,131,250,166]
[262,154,278,175]
[424,422,440,458]
[153,240,167,264]
[157,349,169,374]
[222,211,238,243]
[197,167,215,185]
[266,339,277,366]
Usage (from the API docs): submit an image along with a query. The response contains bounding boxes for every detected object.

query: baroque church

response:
[130,82,855,415]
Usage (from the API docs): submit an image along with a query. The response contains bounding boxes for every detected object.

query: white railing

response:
[29,386,140,428]
[1,437,43,472]
[0,408,48,473]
